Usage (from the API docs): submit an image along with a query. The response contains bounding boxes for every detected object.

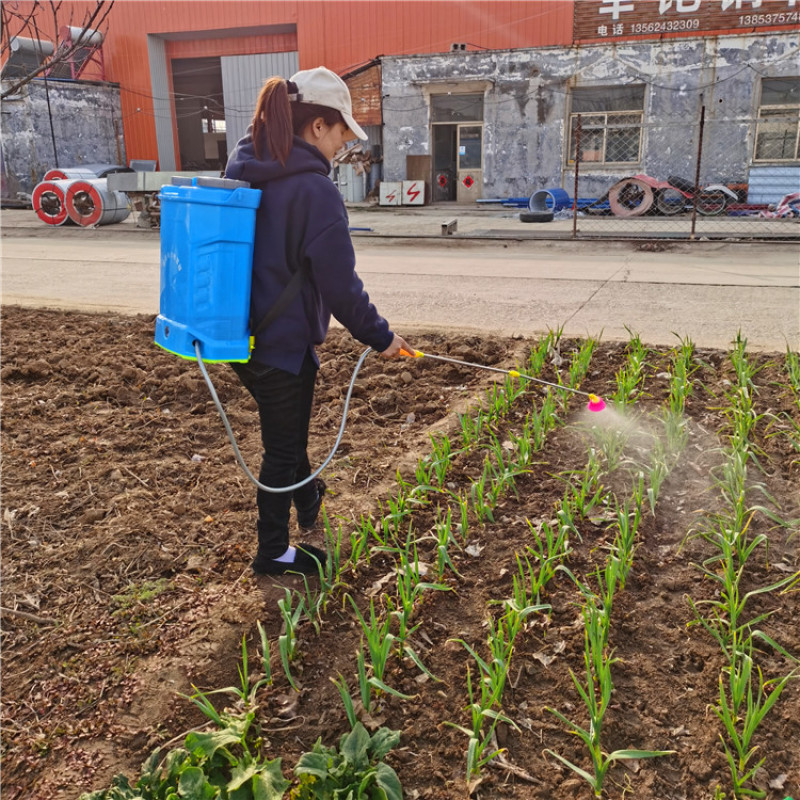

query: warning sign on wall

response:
[402,180,425,205]
[379,182,402,206]
[574,0,799,42]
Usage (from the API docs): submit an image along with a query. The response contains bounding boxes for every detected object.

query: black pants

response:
[231,352,319,558]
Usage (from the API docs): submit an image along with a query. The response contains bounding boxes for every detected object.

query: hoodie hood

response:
[225,130,332,186]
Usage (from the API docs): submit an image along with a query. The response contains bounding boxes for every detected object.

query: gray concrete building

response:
[380,32,799,203]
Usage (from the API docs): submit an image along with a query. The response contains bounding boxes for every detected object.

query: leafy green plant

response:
[81,632,289,800]
[278,589,305,692]
[785,346,800,395]
[458,407,486,450]
[521,517,573,596]
[569,337,597,390]
[380,485,414,543]
[429,431,456,488]
[348,596,415,713]
[469,457,495,525]
[80,724,289,800]
[444,663,519,783]
[612,330,649,405]
[527,327,563,376]
[432,505,463,581]
[291,722,403,800]
[317,510,347,594]
[348,514,374,570]
[484,435,529,503]
[667,334,696,418]
[560,455,607,521]
[545,599,673,797]
[687,529,797,659]
[713,644,797,799]
[611,500,641,585]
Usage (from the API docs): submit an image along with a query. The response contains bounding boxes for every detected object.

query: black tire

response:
[519,210,554,223]
[697,190,728,216]
[656,187,686,215]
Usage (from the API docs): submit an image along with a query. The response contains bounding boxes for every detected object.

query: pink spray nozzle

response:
[587,394,606,413]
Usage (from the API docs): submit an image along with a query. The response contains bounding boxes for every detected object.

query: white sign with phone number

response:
[577,0,799,39]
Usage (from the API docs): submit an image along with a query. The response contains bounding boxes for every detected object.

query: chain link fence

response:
[555,108,800,240]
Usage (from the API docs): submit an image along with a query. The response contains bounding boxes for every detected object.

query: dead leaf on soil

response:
[768,773,788,789]
[532,651,556,667]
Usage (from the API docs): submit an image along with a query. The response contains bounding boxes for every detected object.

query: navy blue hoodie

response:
[225,131,393,374]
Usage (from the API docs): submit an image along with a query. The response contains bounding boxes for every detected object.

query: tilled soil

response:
[1,305,799,799]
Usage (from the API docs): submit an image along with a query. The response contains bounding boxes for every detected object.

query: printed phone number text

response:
[630,19,700,33]
[738,12,798,25]
[629,11,798,34]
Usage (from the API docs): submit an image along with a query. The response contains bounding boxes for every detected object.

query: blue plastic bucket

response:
[528,188,571,213]
[155,176,261,362]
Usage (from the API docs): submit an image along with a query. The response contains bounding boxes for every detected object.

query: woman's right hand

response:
[380,333,415,359]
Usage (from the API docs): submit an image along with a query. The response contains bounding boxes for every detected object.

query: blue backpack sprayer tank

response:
[154,176,606,494]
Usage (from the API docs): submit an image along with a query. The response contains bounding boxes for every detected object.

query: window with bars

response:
[568,85,645,166]
[754,77,800,162]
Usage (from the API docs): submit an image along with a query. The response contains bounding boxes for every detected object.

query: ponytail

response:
[251,75,348,165]
[252,77,293,164]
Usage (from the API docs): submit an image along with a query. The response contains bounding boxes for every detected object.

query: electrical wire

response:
[194,340,373,494]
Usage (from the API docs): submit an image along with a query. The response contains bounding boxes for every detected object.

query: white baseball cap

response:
[290,66,368,141]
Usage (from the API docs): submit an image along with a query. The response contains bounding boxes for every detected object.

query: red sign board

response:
[574,0,799,41]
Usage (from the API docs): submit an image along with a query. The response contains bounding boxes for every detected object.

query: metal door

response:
[456,124,482,203]
[221,51,299,155]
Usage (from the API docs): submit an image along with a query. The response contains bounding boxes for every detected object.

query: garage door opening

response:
[171,56,227,171]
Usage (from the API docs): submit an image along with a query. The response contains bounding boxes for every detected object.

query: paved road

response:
[2,213,798,352]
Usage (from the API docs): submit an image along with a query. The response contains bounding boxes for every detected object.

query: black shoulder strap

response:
[250,265,308,337]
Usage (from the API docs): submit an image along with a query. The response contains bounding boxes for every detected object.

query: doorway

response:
[433,125,457,201]
[171,56,226,171]
[430,92,484,203]
[456,125,482,203]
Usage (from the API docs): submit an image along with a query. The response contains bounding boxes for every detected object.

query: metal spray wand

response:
[401,349,606,412]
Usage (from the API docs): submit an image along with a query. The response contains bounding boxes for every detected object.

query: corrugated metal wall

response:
[747,166,800,205]
[221,51,300,153]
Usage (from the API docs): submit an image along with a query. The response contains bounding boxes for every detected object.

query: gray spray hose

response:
[194,340,373,494]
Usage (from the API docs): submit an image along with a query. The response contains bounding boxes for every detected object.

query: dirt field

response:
[2,305,799,799]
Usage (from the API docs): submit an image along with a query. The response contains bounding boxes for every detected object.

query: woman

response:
[224,66,412,576]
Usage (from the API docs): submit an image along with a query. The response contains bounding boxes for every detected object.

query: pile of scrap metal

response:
[106,170,221,228]
[479,191,609,221]
[597,174,739,218]
[32,164,132,227]
[334,142,374,176]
